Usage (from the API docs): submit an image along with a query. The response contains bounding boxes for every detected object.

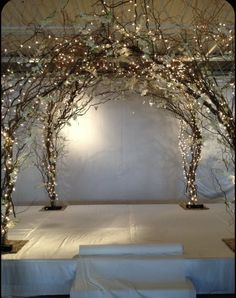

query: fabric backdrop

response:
[12,93,234,204]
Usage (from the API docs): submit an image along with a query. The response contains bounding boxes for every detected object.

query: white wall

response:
[13,93,186,205]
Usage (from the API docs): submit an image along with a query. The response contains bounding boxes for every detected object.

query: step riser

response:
[71,289,196,298]
[77,258,185,282]
[70,245,196,298]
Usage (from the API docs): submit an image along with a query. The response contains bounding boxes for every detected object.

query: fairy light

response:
[1,126,19,242]
[178,109,202,205]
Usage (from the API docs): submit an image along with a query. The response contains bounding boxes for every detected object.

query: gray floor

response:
[20,295,235,298]
[198,295,235,298]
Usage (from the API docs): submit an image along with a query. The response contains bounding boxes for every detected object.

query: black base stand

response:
[43,205,63,211]
[179,202,209,210]
[1,240,28,254]
[1,243,13,252]
[222,238,235,252]
[186,203,205,209]
[40,205,67,211]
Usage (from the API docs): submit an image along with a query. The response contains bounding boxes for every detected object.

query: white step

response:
[70,278,196,298]
[72,256,186,282]
[78,243,184,256]
[70,256,196,298]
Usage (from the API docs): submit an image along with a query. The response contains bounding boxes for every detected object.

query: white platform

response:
[1,203,235,297]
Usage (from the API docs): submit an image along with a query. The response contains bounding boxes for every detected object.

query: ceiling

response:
[1,0,234,75]
[2,0,234,31]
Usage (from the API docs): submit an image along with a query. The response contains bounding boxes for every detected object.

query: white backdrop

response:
[12,93,234,205]
[13,94,186,204]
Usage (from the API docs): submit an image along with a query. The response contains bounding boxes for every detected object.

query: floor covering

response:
[2,203,235,297]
